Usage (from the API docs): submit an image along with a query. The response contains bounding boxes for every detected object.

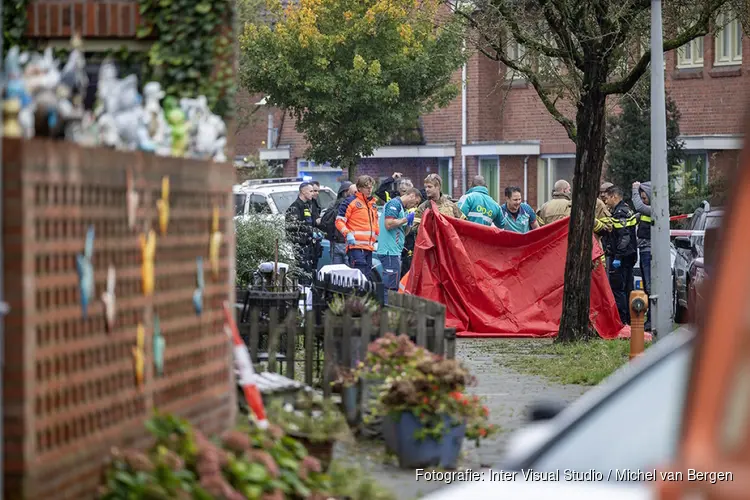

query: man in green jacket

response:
[457,175,504,227]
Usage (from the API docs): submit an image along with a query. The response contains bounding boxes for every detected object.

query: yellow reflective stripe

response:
[639,214,654,225]
[593,219,604,232]
[607,215,638,229]
[385,192,391,202]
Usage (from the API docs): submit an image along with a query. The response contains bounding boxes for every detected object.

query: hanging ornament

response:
[126,167,140,231]
[156,176,170,235]
[209,205,223,280]
[192,256,205,316]
[133,323,145,389]
[153,315,165,377]
[75,225,95,318]
[101,264,116,331]
[140,229,156,296]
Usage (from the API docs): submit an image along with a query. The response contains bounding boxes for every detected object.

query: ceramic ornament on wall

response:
[209,205,223,280]
[140,229,156,296]
[192,256,205,316]
[101,264,116,332]
[153,315,165,377]
[156,176,170,235]
[133,323,145,389]
[75,225,95,318]
[126,167,139,231]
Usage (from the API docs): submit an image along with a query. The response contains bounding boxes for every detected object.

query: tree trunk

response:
[342,157,358,181]
[557,84,609,343]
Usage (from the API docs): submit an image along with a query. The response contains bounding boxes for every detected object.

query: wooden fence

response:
[235,289,456,397]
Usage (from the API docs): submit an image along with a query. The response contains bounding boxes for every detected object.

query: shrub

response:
[235,214,297,288]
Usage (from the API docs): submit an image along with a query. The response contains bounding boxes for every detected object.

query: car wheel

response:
[673,277,688,324]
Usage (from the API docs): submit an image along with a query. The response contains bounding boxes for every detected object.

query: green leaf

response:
[195,2,211,14]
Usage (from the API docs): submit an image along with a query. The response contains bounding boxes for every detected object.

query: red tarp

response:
[404,203,628,339]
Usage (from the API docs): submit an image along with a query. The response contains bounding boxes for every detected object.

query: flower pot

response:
[340,385,359,425]
[386,412,466,469]
[288,433,335,470]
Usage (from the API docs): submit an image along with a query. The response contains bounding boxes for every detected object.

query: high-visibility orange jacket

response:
[335,192,380,252]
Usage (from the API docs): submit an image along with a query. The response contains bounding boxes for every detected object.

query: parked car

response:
[632,242,677,293]
[425,327,694,499]
[234,177,383,280]
[672,201,723,323]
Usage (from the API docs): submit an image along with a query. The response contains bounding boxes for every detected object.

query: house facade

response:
[245,19,747,207]
[22,1,746,207]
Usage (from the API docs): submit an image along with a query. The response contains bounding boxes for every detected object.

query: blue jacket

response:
[457,186,503,226]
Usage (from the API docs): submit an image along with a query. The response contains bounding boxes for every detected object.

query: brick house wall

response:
[26,0,143,39]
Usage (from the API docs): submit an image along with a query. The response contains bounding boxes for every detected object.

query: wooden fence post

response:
[433,302,446,357]
[323,312,334,397]
[399,295,412,334]
[285,309,297,380]
[379,307,389,337]
[304,310,315,386]
[342,312,352,368]
[360,312,372,365]
[415,299,427,348]
[249,306,260,363]
[445,328,456,359]
[267,308,279,372]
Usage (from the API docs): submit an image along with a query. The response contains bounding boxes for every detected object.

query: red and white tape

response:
[670,229,705,237]
[669,213,693,222]
[223,301,268,429]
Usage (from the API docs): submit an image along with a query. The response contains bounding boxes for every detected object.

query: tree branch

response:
[602,0,727,95]
[491,49,577,140]
[536,0,586,69]
[455,4,569,61]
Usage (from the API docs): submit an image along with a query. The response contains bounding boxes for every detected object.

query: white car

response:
[424,328,694,499]
[233,177,336,217]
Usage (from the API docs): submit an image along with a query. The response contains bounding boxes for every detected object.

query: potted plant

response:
[356,333,434,438]
[99,412,334,499]
[332,366,360,425]
[377,354,474,469]
[265,388,348,469]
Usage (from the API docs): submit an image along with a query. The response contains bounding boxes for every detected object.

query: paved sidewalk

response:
[333,338,591,499]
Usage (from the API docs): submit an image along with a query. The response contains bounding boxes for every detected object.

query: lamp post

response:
[650,0,673,340]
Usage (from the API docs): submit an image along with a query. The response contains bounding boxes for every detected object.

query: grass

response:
[495,338,649,386]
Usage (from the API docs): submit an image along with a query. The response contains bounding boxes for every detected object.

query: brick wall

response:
[665,36,750,137]
[26,0,143,38]
[2,139,236,499]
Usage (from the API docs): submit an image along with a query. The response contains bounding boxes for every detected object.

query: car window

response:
[234,194,247,216]
[528,343,693,478]
[689,209,704,230]
[270,191,298,214]
[318,190,335,209]
[249,194,271,214]
[705,215,723,230]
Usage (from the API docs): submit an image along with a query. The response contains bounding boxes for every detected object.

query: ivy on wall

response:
[137,0,236,118]
[3,0,31,50]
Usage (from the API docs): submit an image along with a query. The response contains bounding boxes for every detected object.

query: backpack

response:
[320,201,339,241]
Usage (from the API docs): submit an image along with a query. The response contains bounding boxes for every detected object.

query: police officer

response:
[285,182,321,286]
[602,185,638,325]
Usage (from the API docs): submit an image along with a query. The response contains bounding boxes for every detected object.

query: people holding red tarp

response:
[403,202,626,339]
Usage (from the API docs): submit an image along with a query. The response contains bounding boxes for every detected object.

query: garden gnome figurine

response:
[142,81,170,154]
[153,316,165,377]
[167,107,188,157]
[95,59,118,118]
[2,98,24,138]
[76,226,95,318]
[193,257,205,316]
[4,46,33,137]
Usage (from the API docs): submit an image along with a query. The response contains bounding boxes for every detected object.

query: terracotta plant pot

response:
[288,433,335,470]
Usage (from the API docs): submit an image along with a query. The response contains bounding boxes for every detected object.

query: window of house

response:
[715,12,743,66]
[479,157,500,201]
[537,156,575,204]
[671,153,708,193]
[438,158,452,197]
[504,41,527,80]
[677,37,704,69]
